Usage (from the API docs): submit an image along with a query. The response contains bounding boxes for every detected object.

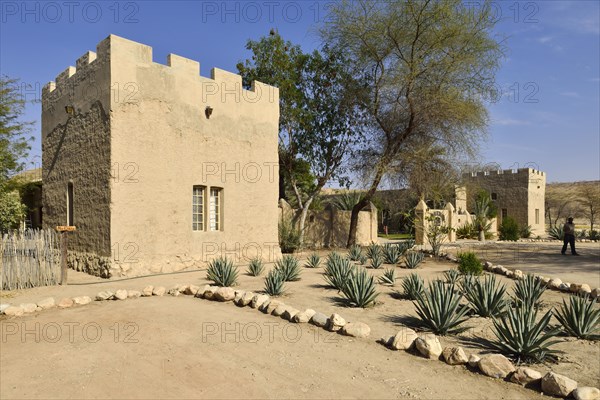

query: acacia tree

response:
[238,33,363,244]
[579,183,600,232]
[321,0,504,246]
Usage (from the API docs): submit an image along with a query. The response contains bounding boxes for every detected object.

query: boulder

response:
[127,291,141,299]
[96,291,114,301]
[341,322,371,338]
[388,328,419,350]
[468,354,481,368]
[251,294,269,309]
[281,307,300,321]
[73,296,92,305]
[293,309,316,323]
[310,312,329,328]
[185,285,200,296]
[548,278,562,290]
[3,306,24,317]
[152,286,166,296]
[142,286,154,296]
[326,313,346,332]
[114,289,128,300]
[510,367,542,386]
[37,298,55,310]
[57,298,74,308]
[214,287,236,302]
[573,387,600,400]
[415,334,443,359]
[442,346,468,365]
[20,303,37,313]
[541,372,577,398]
[478,354,515,379]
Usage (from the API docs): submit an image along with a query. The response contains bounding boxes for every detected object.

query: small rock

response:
[96,291,114,301]
[57,298,74,308]
[214,287,236,302]
[127,291,141,299]
[506,270,514,278]
[37,298,55,309]
[442,346,468,365]
[185,285,200,296]
[590,288,600,299]
[167,287,181,296]
[541,372,577,398]
[281,307,300,321]
[510,367,542,386]
[570,283,582,293]
[251,294,269,309]
[237,292,254,307]
[326,313,346,332]
[559,283,570,292]
[388,328,419,350]
[177,284,189,293]
[272,303,287,316]
[4,306,24,317]
[579,284,592,296]
[114,289,128,300]
[0,304,10,314]
[573,387,600,400]
[265,300,283,314]
[541,277,551,285]
[152,286,166,296]
[73,296,92,305]
[513,270,524,279]
[478,354,515,379]
[548,278,563,290]
[202,286,218,300]
[310,312,328,328]
[20,303,37,313]
[341,322,371,338]
[415,334,443,359]
[468,354,481,368]
[293,309,316,323]
[233,290,246,304]
[142,286,154,296]
[484,261,493,271]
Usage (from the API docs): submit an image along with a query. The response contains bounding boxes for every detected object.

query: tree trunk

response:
[478,229,485,242]
[297,197,313,245]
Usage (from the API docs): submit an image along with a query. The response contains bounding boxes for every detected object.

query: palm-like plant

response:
[341,268,379,308]
[513,274,546,309]
[464,275,508,318]
[328,191,364,210]
[207,257,239,287]
[555,295,600,340]
[401,273,425,300]
[305,253,321,268]
[413,280,470,335]
[473,195,492,241]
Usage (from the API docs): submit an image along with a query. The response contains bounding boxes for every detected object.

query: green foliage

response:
[590,230,600,240]
[555,295,600,340]
[305,253,321,268]
[370,254,384,269]
[379,268,396,285]
[456,222,477,239]
[348,244,363,261]
[499,216,520,241]
[341,267,379,307]
[382,243,401,264]
[457,252,483,275]
[264,269,286,296]
[323,252,353,290]
[513,274,546,309]
[459,274,478,295]
[413,281,470,335]
[246,257,264,277]
[358,254,368,265]
[520,225,532,239]
[425,215,451,257]
[443,269,461,285]
[0,190,26,232]
[489,306,561,363]
[206,257,239,287]
[401,273,425,300]
[274,255,302,281]
[328,191,364,210]
[366,242,382,259]
[464,275,508,318]
[473,191,493,240]
[548,225,564,240]
[278,217,301,253]
[404,251,424,269]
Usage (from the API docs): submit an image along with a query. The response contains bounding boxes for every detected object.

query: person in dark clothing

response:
[561,217,579,255]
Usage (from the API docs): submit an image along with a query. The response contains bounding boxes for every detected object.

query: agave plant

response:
[341,268,379,308]
[246,257,264,276]
[366,242,382,259]
[413,280,470,335]
[370,254,384,269]
[358,254,368,265]
[464,275,508,318]
[348,244,363,261]
[264,269,286,296]
[459,274,478,295]
[378,268,396,285]
[401,273,425,300]
[404,251,424,269]
[513,274,546,309]
[555,295,600,340]
[304,253,321,268]
[383,243,401,264]
[207,257,239,287]
[548,225,564,240]
[274,255,302,282]
[323,252,353,291]
[490,306,562,363]
[443,269,461,285]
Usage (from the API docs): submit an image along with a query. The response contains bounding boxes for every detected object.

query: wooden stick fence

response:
[1,229,61,290]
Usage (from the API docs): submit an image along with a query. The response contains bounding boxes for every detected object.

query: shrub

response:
[278,217,301,253]
[383,243,401,264]
[404,251,424,269]
[464,275,508,318]
[548,225,564,240]
[555,295,600,340]
[358,254,368,265]
[413,280,470,335]
[489,306,561,363]
[520,225,532,239]
[456,222,477,239]
[366,242,382,260]
[348,244,363,261]
[274,255,302,282]
[207,257,239,287]
[323,252,353,291]
[498,216,520,241]
[370,254,384,269]
[457,252,483,275]
[443,269,461,285]
[341,268,379,308]
[401,273,425,300]
[264,269,286,296]
[425,216,450,257]
[247,257,264,276]
[589,230,600,240]
[304,253,321,268]
[378,268,396,285]
[513,274,546,309]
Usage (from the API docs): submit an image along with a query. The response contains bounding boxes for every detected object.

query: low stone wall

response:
[67,251,112,278]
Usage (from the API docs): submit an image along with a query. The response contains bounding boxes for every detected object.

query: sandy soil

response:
[1,242,599,399]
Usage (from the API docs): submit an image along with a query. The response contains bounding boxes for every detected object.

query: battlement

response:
[466,168,545,178]
[42,34,272,99]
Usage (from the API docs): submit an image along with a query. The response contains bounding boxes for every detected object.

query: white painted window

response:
[209,188,221,231]
[192,186,205,231]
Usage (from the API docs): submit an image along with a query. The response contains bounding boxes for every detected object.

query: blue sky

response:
[1,0,598,183]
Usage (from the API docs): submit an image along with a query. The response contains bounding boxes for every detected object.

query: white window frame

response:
[192,186,205,231]
[209,188,222,231]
